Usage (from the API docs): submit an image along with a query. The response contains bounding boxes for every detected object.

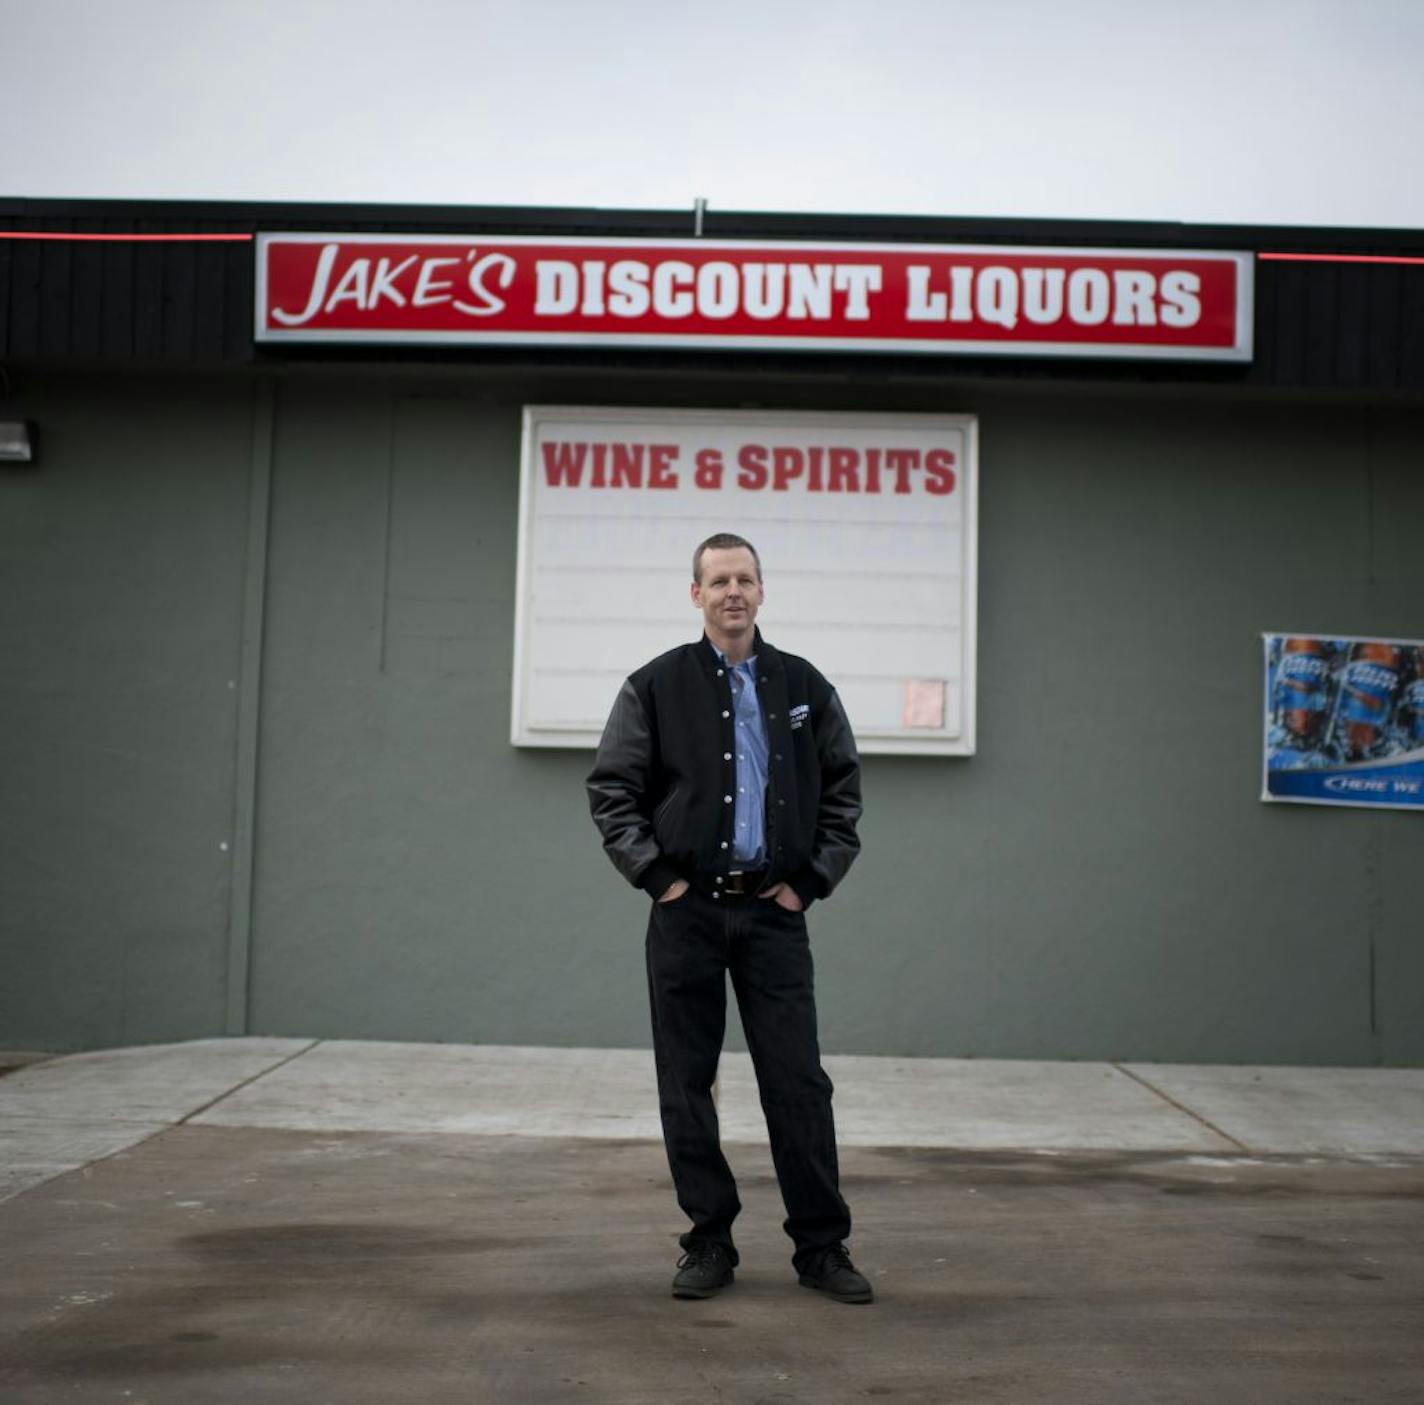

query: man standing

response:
[586,532,871,1304]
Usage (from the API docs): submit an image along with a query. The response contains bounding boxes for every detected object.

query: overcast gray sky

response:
[5,0,1422,228]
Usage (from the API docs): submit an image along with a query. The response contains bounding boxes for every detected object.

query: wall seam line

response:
[225,377,276,1036]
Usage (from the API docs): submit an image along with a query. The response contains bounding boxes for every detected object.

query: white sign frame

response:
[510,406,979,757]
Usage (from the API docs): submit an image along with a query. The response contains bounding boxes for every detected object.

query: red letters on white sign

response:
[539,441,958,495]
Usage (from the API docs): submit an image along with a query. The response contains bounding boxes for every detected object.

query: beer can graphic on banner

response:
[1271,636,1335,749]
[1263,632,1424,810]
[1398,648,1424,746]
[1328,642,1403,761]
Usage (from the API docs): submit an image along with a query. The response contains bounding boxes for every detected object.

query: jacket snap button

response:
[722,710,730,718]
[724,795,732,803]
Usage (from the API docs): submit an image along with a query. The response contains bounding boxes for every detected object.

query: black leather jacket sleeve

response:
[585,679,680,899]
[787,689,862,910]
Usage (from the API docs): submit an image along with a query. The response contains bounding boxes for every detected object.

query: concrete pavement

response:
[2,1039,1422,1402]
[5,1038,1424,1201]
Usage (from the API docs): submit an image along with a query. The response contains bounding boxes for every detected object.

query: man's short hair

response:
[692,533,763,584]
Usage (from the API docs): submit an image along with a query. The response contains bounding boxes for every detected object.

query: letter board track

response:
[511,407,978,756]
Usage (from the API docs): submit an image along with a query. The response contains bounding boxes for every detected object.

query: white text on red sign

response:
[257,235,1252,361]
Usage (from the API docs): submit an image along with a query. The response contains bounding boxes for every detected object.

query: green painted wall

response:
[1,374,252,1048]
[3,366,1420,1063]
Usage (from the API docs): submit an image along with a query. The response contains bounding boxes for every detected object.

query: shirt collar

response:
[711,644,757,676]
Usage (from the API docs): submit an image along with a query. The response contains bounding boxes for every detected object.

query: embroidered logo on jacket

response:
[789,704,810,730]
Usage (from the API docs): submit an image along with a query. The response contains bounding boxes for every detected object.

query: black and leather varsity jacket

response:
[586,630,861,910]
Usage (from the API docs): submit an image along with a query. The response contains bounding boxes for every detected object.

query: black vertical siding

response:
[69,226,105,359]
[194,242,228,361]
[1401,261,1424,388]
[1366,265,1403,390]
[7,235,42,360]
[1334,265,1371,389]
[1267,261,1308,387]
[0,205,260,363]
[0,236,10,355]
[1,198,1422,390]
[161,237,196,362]
[102,238,136,359]
[1302,262,1339,387]
[37,232,74,360]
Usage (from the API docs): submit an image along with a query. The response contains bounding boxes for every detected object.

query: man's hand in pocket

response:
[758,882,803,912]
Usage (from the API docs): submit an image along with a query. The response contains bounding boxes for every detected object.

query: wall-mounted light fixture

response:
[0,420,34,463]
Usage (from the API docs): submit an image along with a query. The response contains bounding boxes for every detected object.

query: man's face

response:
[692,546,764,640]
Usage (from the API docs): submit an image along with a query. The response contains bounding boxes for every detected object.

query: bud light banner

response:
[1263,633,1424,810]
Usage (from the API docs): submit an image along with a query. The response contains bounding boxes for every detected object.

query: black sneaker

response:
[798,1243,873,1303]
[672,1242,735,1299]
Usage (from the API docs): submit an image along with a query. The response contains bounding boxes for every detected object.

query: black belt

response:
[721,868,770,896]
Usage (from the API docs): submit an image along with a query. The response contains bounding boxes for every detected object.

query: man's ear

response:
[690,580,702,608]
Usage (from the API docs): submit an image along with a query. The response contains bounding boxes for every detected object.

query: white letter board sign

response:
[511,407,978,756]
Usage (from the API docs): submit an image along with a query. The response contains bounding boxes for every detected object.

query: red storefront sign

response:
[256,234,1253,361]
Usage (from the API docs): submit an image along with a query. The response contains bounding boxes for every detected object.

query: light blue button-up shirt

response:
[715,648,769,867]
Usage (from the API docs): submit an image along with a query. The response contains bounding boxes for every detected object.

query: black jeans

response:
[645,885,851,1272]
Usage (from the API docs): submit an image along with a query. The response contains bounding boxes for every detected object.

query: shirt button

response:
[738,787,745,794]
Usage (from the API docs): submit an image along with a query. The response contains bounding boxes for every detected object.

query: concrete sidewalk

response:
[3,1038,1424,1201]
[2,1039,1422,1403]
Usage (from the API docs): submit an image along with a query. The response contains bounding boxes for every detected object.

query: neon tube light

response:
[0,231,253,242]
[1258,252,1424,266]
